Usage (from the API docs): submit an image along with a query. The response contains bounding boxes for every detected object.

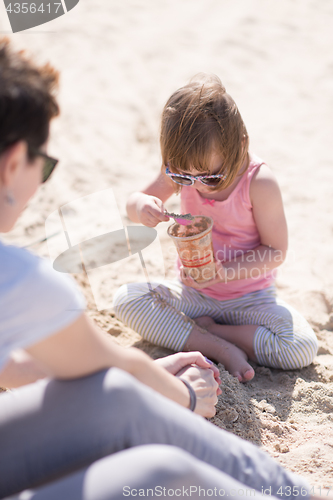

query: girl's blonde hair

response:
[160,74,249,191]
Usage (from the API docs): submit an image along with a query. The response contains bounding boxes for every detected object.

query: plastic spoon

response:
[164,211,194,226]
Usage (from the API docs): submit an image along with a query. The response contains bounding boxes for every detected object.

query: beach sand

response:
[1,0,333,488]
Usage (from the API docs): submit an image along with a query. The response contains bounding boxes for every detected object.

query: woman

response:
[0,38,321,500]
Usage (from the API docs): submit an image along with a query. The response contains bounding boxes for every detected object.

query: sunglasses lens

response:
[170,175,193,186]
[201,177,222,186]
[42,158,57,183]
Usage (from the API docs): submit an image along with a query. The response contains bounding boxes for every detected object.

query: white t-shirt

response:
[0,240,86,371]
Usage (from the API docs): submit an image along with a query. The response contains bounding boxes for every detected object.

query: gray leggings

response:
[113,282,318,369]
[0,368,310,499]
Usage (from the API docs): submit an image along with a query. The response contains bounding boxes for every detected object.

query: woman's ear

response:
[0,141,28,187]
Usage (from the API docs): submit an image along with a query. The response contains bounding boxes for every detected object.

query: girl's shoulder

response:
[249,158,282,207]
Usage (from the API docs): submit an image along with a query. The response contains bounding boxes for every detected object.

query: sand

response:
[1,0,333,489]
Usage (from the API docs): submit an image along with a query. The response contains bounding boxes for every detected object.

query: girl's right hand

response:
[136,194,170,227]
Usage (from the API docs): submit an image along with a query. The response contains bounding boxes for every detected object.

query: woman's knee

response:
[51,368,150,425]
[103,368,148,408]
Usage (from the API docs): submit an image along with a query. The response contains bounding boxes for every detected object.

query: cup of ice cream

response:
[167,215,215,283]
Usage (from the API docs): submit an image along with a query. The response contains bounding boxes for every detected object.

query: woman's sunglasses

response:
[30,148,59,183]
[165,165,227,187]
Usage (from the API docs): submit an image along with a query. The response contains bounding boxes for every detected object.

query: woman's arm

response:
[25,314,219,417]
[0,350,47,389]
[127,172,175,226]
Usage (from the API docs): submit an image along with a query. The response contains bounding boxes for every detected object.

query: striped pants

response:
[113,281,318,370]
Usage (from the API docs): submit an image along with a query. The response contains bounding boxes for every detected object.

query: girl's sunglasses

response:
[165,165,227,187]
[30,148,59,183]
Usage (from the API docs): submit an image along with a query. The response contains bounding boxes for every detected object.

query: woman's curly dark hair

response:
[0,37,60,160]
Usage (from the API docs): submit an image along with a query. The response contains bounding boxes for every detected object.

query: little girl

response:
[113,74,318,382]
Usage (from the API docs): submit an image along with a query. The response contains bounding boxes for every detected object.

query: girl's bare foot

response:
[194,316,217,330]
[215,341,255,382]
[194,315,257,365]
[185,320,255,383]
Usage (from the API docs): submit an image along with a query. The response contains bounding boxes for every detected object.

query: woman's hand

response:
[180,260,226,290]
[154,351,221,387]
[135,193,170,227]
[176,364,221,418]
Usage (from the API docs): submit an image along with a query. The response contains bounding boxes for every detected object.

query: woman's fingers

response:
[154,352,209,375]
[176,365,220,418]
[180,352,213,369]
[192,354,222,387]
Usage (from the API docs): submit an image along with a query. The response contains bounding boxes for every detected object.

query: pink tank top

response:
[178,154,275,300]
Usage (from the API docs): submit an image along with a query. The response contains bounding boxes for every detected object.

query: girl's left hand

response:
[180,260,226,290]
